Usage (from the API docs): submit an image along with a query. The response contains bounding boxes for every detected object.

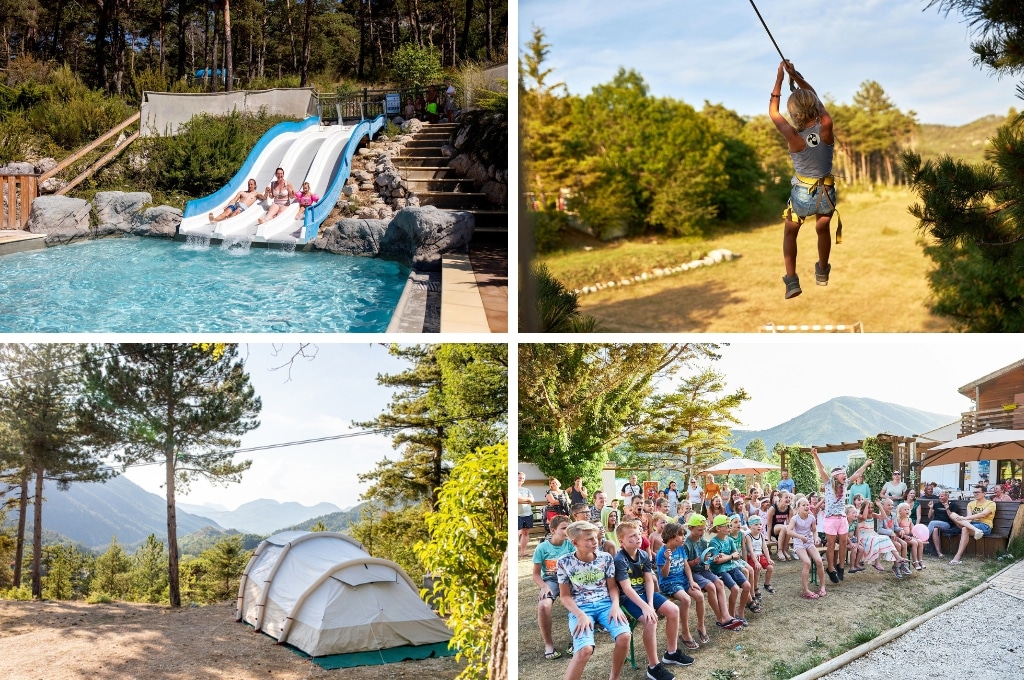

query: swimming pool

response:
[0,237,410,332]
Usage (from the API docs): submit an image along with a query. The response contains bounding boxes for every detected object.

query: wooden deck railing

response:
[1,174,38,230]
[960,404,1024,435]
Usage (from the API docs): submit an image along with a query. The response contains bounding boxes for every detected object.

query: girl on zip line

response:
[769,60,840,300]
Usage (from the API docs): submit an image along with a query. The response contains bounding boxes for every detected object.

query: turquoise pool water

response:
[0,237,409,332]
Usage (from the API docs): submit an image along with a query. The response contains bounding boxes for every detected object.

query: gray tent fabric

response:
[140,89,316,136]
[236,531,452,657]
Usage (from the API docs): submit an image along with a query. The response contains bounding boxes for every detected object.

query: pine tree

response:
[78,343,261,608]
[0,344,110,598]
[200,535,250,602]
[356,344,507,510]
[901,1,1024,330]
[92,537,133,599]
[130,534,169,603]
[627,366,750,479]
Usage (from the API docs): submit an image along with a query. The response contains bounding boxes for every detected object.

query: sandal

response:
[949,559,962,565]
[764,584,775,594]
[746,601,762,613]
[544,650,562,660]
[776,552,788,562]
[800,591,819,600]
[697,631,711,645]
[872,563,886,573]
[817,587,827,598]
[681,638,699,650]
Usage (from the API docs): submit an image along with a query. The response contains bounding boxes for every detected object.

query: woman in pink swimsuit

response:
[258,167,295,224]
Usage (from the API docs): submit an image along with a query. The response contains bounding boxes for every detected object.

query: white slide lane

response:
[177,123,354,244]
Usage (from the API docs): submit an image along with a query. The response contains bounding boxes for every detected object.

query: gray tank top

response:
[790,121,833,183]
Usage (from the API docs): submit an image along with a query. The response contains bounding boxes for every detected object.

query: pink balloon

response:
[912,524,929,542]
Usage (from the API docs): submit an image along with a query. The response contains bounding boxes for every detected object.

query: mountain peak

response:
[733,396,954,453]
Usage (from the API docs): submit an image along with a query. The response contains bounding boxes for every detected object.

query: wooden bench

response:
[940,501,1024,558]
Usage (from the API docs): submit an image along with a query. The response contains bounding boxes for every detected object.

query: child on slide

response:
[768,60,839,299]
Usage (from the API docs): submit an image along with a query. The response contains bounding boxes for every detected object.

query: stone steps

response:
[406,178,472,192]
[415,191,490,209]
[400,148,446,158]
[402,166,455,180]
[391,156,449,168]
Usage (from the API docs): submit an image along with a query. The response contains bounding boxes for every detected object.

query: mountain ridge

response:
[731,396,954,460]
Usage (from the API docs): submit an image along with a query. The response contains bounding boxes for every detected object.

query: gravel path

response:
[821,562,1024,680]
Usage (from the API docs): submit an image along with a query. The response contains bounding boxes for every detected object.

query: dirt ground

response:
[517,542,999,680]
[0,600,464,680]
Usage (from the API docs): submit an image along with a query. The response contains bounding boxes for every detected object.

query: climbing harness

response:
[792,172,843,244]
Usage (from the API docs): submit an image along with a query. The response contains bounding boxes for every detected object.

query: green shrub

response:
[529,263,599,332]
[132,68,170,104]
[0,116,31,164]
[25,66,134,150]
[1,585,33,601]
[389,44,444,88]
[138,110,293,196]
[530,209,568,254]
[87,592,114,604]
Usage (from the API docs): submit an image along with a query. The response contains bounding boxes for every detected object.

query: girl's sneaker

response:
[892,563,904,579]
[815,262,831,285]
[901,560,913,576]
[783,274,802,299]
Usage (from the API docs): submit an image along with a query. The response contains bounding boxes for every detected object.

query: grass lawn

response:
[537,189,951,333]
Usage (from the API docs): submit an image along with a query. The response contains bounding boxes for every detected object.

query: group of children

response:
[533,474,945,679]
[534,506,783,680]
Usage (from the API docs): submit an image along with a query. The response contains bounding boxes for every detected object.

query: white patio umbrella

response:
[920,428,1024,468]
[698,457,781,476]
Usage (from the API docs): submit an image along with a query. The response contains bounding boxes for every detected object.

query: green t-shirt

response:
[847,481,871,503]
[709,535,740,574]
[532,538,575,581]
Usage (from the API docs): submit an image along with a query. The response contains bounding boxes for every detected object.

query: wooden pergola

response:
[784,434,921,478]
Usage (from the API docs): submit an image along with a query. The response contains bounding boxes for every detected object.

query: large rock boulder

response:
[93,191,152,235]
[27,196,92,244]
[133,205,182,238]
[312,218,388,256]
[380,206,474,271]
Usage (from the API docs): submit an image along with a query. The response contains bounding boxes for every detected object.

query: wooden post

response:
[2,174,38,230]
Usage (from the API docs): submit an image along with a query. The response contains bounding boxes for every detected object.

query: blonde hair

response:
[787,88,821,130]
[566,521,599,540]
[896,502,911,516]
[615,520,641,540]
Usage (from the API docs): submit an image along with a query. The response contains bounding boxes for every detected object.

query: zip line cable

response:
[747,0,796,91]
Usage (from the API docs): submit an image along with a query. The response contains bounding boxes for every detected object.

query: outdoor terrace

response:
[960,404,1024,435]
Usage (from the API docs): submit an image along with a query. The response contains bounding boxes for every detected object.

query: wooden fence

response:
[1,174,37,230]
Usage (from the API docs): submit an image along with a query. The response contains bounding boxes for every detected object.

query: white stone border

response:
[573,248,739,295]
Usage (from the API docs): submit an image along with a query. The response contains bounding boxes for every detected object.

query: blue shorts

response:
[621,592,668,620]
[568,600,631,652]
[540,580,559,600]
[661,579,692,597]
[971,522,992,537]
[784,181,836,224]
[690,569,719,590]
[518,515,534,530]
[717,567,747,590]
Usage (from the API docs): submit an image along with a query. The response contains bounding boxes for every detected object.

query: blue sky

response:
[124,344,404,511]
[519,0,1019,126]
[661,338,1024,430]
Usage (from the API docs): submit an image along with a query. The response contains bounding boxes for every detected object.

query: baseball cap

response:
[712,514,730,528]
[686,513,707,527]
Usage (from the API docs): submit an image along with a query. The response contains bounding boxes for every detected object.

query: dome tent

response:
[236,531,451,658]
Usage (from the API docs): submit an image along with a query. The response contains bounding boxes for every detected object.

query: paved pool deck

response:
[0,230,46,256]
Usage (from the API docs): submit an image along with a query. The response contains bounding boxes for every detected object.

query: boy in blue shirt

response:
[556,521,631,680]
[614,521,693,680]
[532,515,574,660]
[656,521,706,647]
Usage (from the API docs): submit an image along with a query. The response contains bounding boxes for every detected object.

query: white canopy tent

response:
[236,531,451,657]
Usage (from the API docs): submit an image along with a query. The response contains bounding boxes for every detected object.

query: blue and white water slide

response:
[178,114,386,245]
